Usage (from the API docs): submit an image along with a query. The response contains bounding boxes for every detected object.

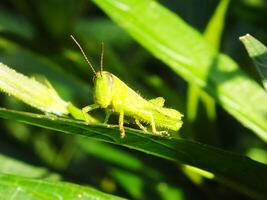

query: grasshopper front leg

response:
[104,109,112,124]
[119,110,125,138]
[82,104,99,124]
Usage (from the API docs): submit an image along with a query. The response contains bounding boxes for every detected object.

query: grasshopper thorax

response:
[93,71,114,108]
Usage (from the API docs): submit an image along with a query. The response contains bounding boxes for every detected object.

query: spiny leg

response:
[146,111,157,134]
[148,113,168,136]
[82,104,99,124]
[104,109,112,124]
[119,110,125,138]
[135,119,148,133]
[138,109,168,137]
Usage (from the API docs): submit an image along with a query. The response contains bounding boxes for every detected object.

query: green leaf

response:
[204,0,230,49]
[0,9,34,39]
[239,34,267,91]
[187,0,230,122]
[0,108,267,199]
[0,62,98,123]
[0,62,68,115]
[91,0,267,142]
[0,154,60,180]
[0,173,124,200]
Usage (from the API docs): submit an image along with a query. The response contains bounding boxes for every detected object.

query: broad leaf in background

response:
[0,9,34,39]
[239,34,267,91]
[0,108,266,200]
[0,174,124,200]
[91,0,267,142]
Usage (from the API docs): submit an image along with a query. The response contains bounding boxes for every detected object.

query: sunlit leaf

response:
[91,0,267,143]
[0,174,124,200]
[240,34,267,91]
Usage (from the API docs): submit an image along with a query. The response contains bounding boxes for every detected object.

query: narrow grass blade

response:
[204,0,230,49]
[187,0,230,121]
[239,34,267,91]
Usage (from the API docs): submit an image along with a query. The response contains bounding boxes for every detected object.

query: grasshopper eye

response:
[106,73,113,87]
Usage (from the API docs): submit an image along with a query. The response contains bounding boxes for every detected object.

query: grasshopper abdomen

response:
[110,73,183,136]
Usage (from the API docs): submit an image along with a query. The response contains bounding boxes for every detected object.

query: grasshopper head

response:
[70,36,112,108]
[93,71,113,108]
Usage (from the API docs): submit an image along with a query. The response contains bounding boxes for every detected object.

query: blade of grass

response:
[0,108,266,199]
[187,0,230,122]
[239,34,267,91]
[0,62,68,115]
[204,0,230,49]
[0,62,98,123]
[91,0,267,142]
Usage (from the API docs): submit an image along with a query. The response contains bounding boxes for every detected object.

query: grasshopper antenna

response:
[100,42,104,76]
[70,35,96,75]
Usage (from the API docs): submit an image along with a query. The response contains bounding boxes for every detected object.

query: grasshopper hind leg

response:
[146,111,169,136]
[135,119,148,133]
[136,110,169,137]
[157,130,170,137]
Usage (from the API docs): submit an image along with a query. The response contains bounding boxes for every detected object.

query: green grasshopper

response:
[71,35,183,138]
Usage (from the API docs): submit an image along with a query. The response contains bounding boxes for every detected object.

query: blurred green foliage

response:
[0,0,267,199]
